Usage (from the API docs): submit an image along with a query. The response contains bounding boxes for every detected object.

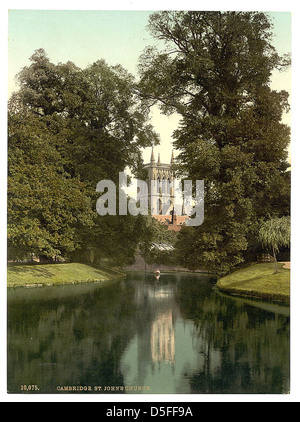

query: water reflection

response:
[151,310,175,365]
[7,272,289,394]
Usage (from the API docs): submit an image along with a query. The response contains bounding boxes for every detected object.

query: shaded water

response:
[7,271,290,394]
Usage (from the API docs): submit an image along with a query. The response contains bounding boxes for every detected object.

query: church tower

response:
[142,148,175,216]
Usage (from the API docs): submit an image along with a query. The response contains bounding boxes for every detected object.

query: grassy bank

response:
[7,262,126,288]
[216,262,290,303]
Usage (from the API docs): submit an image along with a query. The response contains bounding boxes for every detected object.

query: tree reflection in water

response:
[175,275,290,394]
[7,272,289,394]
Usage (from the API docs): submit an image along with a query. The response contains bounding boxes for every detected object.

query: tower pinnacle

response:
[150,146,155,164]
[171,150,174,164]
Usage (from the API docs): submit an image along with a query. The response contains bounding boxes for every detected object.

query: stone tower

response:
[142,147,175,216]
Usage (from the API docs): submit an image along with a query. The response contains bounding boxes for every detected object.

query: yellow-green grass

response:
[7,262,125,288]
[217,262,290,303]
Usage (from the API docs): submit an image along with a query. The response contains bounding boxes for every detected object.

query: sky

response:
[7,7,292,164]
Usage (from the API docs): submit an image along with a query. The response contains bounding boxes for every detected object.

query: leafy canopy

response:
[138,11,291,274]
[8,49,159,262]
[259,216,290,253]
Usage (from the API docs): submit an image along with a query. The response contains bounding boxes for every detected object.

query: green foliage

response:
[138,216,178,265]
[259,216,290,253]
[69,214,154,267]
[139,11,291,274]
[15,50,159,184]
[8,109,94,259]
[8,49,159,263]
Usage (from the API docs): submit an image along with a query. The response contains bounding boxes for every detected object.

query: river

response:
[7,271,290,394]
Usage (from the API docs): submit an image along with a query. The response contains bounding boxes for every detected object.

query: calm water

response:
[7,272,290,394]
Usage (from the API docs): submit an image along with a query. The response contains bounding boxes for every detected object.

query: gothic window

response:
[157,178,160,193]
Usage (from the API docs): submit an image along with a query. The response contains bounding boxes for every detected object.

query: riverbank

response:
[216,262,290,304]
[7,262,126,287]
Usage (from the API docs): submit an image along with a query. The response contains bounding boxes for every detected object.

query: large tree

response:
[138,11,290,274]
[8,106,94,260]
[8,49,159,263]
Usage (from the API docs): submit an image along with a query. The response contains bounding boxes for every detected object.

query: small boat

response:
[154,269,161,280]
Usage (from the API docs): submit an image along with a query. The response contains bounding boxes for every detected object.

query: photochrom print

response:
[7,8,291,395]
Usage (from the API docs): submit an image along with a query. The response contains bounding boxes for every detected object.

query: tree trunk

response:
[272,246,278,274]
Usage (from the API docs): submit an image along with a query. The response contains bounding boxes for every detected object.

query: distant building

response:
[142,148,188,231]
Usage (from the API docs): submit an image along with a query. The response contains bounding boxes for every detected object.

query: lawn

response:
[7,262,125,287]
[216,262,290,303]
